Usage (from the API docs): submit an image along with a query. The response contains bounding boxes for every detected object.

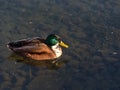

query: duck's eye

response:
[56,37,61,42]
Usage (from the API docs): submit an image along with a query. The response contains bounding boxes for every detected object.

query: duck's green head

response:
[45,34,69,48]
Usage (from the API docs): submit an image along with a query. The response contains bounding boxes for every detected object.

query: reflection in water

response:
[8,53,67,70]
[0,53,69,90]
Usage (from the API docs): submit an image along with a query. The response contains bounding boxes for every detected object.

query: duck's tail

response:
[7,41,23,50]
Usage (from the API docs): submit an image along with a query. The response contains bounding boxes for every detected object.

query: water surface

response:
[0,0,120,90]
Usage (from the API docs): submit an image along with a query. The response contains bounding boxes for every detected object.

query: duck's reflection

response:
[8,53,68,70]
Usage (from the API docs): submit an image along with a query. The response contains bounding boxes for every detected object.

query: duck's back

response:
[7,37,45,51]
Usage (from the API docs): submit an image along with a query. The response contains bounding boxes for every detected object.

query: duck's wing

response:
[8,39,56,60]
[7,37,44,48]
[12,43,50,53]
[7,37,53,53]
[7,37,57,60]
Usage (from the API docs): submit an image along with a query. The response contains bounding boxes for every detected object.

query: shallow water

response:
[0,0,120,90]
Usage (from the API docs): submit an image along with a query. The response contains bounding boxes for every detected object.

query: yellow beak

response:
[59,41,69,48]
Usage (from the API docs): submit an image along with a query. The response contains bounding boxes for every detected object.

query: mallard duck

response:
[7,34,68,61]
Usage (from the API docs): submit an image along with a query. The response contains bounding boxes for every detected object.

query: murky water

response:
[0,0,120,90]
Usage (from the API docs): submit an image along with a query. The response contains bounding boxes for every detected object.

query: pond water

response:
[0,0,120,90]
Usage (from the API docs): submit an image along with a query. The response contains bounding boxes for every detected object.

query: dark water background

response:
[0,0,120,90]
